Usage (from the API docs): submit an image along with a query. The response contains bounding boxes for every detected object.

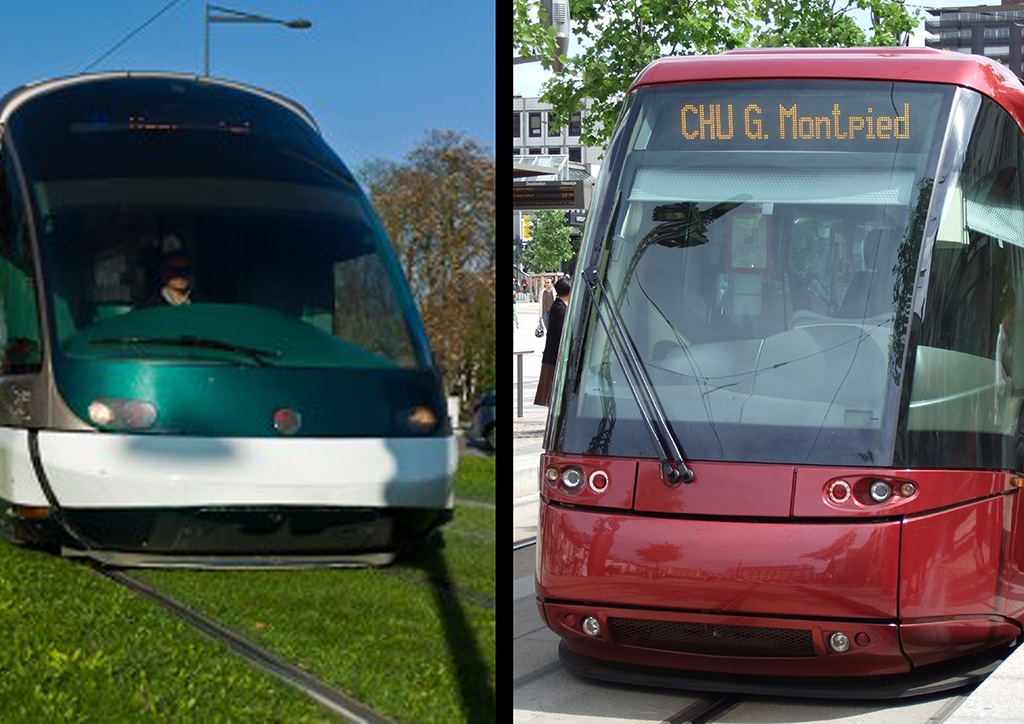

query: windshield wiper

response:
[90,335,281,367]
[582,265,694,486]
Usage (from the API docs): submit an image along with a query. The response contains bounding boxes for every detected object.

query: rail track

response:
[94,565,392,724]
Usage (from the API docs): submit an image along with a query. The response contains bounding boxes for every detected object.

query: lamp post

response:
[204,2,312,76]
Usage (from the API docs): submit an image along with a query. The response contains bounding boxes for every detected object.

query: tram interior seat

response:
[836,227,901,319]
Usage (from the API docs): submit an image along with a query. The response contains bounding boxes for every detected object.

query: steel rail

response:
[96,567,391,724]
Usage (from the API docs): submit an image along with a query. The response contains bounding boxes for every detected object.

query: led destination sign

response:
[513,180,586,210]
[681,102,911,142]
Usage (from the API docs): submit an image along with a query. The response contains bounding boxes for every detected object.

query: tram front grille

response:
[608,617,816,658]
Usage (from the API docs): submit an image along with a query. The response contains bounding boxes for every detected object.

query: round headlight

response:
[272,407,302,435]
[88,400,116,426]
[588,470,609,493]
[561,467,584,492]
[828,631,851,653]
[827,480,852,504]
[869,480,893,503]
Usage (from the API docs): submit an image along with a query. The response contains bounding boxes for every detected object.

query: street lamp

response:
[204,2,312,76]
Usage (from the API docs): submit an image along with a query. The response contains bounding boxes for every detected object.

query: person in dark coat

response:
[534,277,571,406]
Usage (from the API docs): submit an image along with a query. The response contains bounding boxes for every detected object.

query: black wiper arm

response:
[90,335,281,367]
[582,266,694,486]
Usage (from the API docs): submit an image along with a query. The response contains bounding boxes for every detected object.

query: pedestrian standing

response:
[534,277,571,406]
[539,277,555,330]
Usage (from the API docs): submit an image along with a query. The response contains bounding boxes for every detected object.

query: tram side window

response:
[332,249,418,368]
[912,96,1024,450]
[0,151,41,374]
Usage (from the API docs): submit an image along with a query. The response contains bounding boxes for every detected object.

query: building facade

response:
[512,96,605,291]
[925,2,1024,77]
[512,95,603,165]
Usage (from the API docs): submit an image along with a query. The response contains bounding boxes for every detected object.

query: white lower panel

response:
[0,428,48,506]
[37,431,457,509]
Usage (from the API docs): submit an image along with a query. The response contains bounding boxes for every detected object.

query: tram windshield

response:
[4,77,426,371]
[562,81,961,465]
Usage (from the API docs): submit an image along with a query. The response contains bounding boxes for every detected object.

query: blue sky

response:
[0,2,495,174]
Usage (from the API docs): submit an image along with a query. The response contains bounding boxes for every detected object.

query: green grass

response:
[0,456,495,723]
[454,455,495,503]
[0,543,332,722]
[134,455,496,722]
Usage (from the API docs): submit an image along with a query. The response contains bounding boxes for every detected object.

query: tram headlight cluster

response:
[544,464,612,496]
[825,630,873,653]
[824,477,918,507]
[88,399,157,430]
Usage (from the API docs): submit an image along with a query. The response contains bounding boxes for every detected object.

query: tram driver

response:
[140,251,201,307]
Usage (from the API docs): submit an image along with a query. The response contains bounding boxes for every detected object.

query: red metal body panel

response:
[1005,490,1024,621]
[900,498,1005,620]
[901,619,1021,668]
[629,49,1024,134]
[538,504,900,619]
[632,460,793,517]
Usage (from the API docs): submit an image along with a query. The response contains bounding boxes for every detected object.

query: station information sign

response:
[513,179,585,210]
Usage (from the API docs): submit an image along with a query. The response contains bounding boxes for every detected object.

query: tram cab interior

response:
[595,192,910,436]
[36,198,420,372]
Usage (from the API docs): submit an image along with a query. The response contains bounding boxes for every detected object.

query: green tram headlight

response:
[405,405,439,433]
[88,399,158,430]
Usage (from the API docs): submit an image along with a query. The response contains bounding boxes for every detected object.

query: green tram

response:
[0,73,454,566]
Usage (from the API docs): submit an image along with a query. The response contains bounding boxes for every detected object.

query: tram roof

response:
[0,72,319,132]
[631,48,1024,117]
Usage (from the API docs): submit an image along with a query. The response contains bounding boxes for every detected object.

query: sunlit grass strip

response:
[134,458,496,722]
[138,561,495,722]
[0,543,333,722]
[454,456,494,504]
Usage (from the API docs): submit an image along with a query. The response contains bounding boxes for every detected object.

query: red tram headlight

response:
[588,470,609,493]
[826,479,852,504]
[868,480,893,503]
[897,481,918,497]
[581,616,602,637]
[561,467,584,493]
[828,631,851,653]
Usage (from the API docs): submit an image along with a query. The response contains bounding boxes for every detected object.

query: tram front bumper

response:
[537,502,1021,678]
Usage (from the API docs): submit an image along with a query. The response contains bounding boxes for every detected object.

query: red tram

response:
[536,48,1024,697]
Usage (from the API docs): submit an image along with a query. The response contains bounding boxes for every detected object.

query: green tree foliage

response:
[522,210,575,273]
[359,131,495,398]
[514,0,562,69]
[521,0,920,152]
[751,0,919,48]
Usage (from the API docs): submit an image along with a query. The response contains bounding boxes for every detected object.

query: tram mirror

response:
[640,200,744,249]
